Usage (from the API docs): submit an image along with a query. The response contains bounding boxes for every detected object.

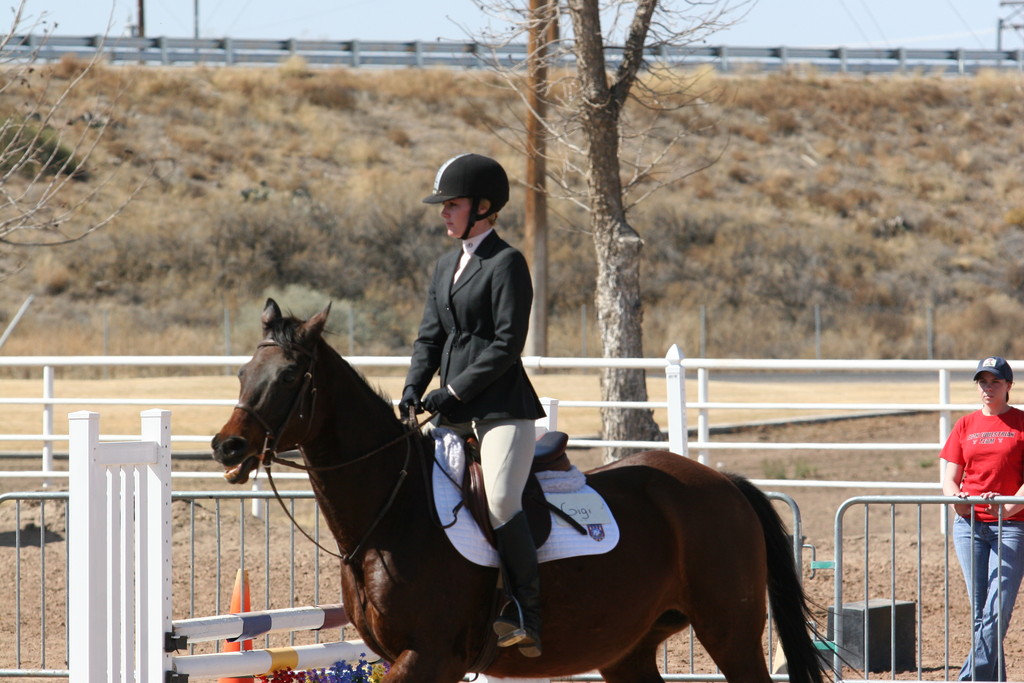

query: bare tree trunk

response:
[567,0,662,462]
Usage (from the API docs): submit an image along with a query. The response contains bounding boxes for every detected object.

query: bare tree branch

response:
[471,0,751,460]
[0,2,146,274]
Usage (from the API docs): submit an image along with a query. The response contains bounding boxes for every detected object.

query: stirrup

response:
[493,598,527,647]
[493,618,527,647]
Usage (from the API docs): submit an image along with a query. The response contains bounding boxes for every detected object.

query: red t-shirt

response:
[940,407,1024,522]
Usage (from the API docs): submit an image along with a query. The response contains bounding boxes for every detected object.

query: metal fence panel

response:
[5,35,1024,73]
[0,486,802,680]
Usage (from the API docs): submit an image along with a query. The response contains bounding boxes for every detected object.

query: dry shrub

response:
[806,185,880,217]
[969,68,1024,105]
[768,109,800,136]
[351,139,387,165]
[370,68,463,105]
[50,53,94,80]
[939,294,1024,359]
[278,55,311,79]
[32,255,72,295]
[386,127,412,147]
[455,103,498,129]
[727,119,769,144]
[135,71,208,105]
[288,77,358,110]
[166,125,213,156]
[757,169,796,208]
[1006,207,1024,228]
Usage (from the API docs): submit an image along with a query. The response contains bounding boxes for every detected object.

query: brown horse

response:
[212,299,826,683]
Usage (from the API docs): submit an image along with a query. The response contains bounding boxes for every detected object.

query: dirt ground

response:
[0,409,1012,681]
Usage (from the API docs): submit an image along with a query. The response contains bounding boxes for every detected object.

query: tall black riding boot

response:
[492,511,542,657]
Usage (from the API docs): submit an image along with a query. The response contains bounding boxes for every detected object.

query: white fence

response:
[0,350,991,486]
[67,409,172,682]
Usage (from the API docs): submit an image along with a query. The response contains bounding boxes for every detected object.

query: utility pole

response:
[136,0,145,37]
[998,1,1024,49]
[524,0,558,358]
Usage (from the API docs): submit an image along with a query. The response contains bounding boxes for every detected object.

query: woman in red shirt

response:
[941,356,1024,681]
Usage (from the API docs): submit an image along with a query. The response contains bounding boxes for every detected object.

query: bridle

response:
[233,337,434,564]
[234,339,319,462]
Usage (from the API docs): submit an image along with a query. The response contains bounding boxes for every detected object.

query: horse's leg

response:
[597,646,665,683]
[690,615,774,683]
[385,649,466,683]
[597,623,678,683]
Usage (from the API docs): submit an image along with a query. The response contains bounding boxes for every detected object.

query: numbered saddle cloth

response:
[431,428,620,567]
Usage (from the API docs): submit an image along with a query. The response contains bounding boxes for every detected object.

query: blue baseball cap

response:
[974,356,1013,383]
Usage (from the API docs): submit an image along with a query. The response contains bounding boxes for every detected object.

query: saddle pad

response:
[431,429,619,568]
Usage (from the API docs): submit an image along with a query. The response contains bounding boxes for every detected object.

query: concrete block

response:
[826,599,915,672]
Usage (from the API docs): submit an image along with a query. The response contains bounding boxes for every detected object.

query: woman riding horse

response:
[400,153,547,657]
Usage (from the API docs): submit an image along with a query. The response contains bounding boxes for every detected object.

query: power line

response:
[857,0,890,46]
[943,0,986,48]
[834,0,873,46]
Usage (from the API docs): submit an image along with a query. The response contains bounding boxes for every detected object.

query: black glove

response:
[398,385,423,417]
[422,387,459,416]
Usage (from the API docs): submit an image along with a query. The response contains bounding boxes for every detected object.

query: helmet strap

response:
[460,196,482,240]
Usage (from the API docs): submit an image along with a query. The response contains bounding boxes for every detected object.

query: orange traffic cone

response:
[219,568,253,682]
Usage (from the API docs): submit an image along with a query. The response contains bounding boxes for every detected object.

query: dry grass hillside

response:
[1,57,1024,370]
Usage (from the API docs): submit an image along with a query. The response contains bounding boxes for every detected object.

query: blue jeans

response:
[953,517,1024,681]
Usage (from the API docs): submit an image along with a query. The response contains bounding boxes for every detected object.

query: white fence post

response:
[665,345,688,458]
[42,365,54,481]
[939,368,952,535]
[68,409,173,683]
[537,397,559,436]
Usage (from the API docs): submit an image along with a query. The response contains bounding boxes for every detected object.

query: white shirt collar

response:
[462,227,494,256]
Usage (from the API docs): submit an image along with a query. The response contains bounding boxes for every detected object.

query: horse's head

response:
[212,298,331,484]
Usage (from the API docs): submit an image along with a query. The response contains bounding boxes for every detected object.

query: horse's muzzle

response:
[211,434,259,484]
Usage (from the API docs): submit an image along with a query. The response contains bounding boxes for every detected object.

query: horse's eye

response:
[281,369,299,384]
[237,365,247,380]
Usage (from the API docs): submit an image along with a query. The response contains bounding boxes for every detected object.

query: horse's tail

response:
[727,473,826,683]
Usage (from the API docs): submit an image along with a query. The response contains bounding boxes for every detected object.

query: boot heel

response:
[518,639,542,658]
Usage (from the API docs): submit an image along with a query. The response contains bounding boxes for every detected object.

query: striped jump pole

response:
[171,640,375,678]
[168,602,362,680]
[173,603,350,644]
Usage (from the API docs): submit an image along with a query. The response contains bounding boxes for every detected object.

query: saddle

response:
[461,430,579,549]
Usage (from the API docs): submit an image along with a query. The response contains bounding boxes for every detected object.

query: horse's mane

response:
[266,312,400,421]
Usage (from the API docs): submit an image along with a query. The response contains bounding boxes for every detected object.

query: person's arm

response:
[404,263,446,396]
[989,484,1024,519]
[999,436,1024,519]
[987,449,1024,519]
[941,461,972,517]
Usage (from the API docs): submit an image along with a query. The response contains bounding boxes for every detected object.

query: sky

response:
[13,0,1019,51]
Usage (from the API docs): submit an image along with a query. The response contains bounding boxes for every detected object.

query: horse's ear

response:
[300,302,332,342]
[261,299,282,334]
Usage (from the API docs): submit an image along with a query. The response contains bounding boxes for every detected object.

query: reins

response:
[240,337,436,564]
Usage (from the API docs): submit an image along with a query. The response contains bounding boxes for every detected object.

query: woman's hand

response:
[950,491,972,517]
[975,490,1024,519]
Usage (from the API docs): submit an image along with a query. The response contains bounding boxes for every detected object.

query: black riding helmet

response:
[422,153,509,239]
